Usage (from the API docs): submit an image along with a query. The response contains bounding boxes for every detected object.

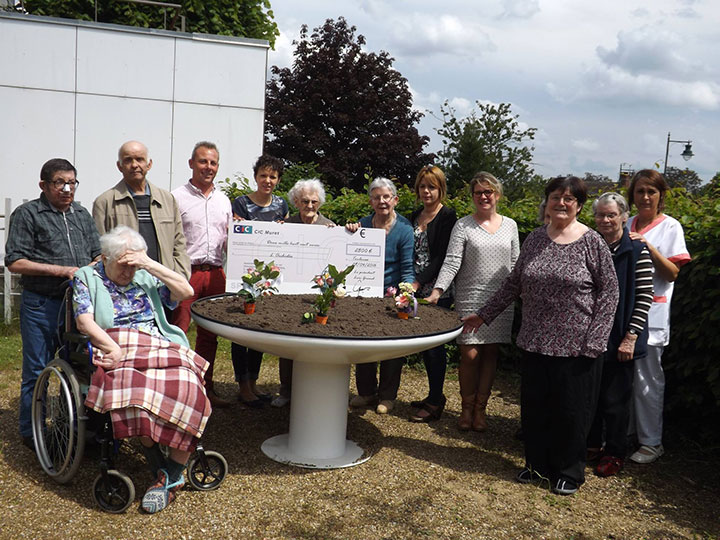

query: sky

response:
[265,0,719,183]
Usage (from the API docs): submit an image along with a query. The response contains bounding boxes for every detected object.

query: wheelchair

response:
[30,287,228,513]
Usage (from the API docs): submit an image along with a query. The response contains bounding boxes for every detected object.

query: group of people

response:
[5,139,689,510]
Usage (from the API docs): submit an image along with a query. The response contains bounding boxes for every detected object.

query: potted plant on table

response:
[388,282,418,319]
[302,264,355,324]
[237,259,281,314]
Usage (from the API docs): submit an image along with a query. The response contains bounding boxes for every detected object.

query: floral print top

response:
[413,227,434,297]
[73,261,177,339]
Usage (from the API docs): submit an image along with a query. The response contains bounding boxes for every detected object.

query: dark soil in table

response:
[192,294,462,338]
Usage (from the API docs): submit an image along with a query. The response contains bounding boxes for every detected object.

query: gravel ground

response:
[0,353,718,540]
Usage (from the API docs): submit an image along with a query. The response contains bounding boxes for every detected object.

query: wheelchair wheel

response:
[186,450,228,491]
[32,359,86,484]
[92,470,135,513]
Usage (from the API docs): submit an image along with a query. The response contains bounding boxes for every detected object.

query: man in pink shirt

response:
[172,141,233,407]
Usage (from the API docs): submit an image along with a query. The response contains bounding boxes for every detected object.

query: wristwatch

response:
[627,328,638,336]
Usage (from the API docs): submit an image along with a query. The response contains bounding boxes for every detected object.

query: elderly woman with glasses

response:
[463,176,619,496]
[427,172,518,431]
[73,226,210,514]
[586,192,654,477]
[346,177,415,415]
[271,179,335,408]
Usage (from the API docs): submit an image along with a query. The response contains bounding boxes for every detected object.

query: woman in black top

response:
[408,165,457,422]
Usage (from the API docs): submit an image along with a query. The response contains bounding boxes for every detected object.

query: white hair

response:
[288,178,326,208]
[368,177,397,197]
[592,192,629,219]
[100,226,147,260]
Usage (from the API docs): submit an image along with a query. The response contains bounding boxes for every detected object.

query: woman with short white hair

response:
[346,177,415,414]
[73,225,209,514]
[271,179,335,407]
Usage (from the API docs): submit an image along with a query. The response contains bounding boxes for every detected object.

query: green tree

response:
[264,17,433,193]
[664,166,702,194]
[582,172,616,195]
[436,100,537,198]
[14,0,279,46]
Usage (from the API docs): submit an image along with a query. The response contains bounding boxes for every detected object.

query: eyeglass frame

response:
[45,179,80,190]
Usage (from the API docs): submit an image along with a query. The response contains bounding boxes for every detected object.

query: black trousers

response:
[231,344,264,383]
[587,355,635,457]
[355,358,404,401]
[420,296,452,405]
[521,351,603,485]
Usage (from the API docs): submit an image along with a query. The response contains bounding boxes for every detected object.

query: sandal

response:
[409,395,446,423]
[141,469,184,514]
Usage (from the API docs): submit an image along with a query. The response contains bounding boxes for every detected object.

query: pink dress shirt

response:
[172,181,232,267]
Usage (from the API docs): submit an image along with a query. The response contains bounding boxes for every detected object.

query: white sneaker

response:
[271,395,290,408]
[629,444,664,464]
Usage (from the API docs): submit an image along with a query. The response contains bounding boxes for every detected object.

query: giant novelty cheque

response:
[226,222,385,297]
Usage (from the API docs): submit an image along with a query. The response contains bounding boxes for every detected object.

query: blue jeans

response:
[19,290,63,438]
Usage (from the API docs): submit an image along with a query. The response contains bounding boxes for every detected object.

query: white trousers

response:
[631,345,665,447]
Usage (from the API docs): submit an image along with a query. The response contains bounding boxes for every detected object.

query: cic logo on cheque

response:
[234,224,253,234]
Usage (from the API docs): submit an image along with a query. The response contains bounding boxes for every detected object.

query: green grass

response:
[0,320,22,372]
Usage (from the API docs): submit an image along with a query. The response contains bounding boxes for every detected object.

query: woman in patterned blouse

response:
[463,176,619,496]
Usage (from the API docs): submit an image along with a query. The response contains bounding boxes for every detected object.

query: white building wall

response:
[0,13,268,223]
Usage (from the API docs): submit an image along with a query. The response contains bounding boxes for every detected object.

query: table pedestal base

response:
[261,360,370,469]
[261,434,369,469]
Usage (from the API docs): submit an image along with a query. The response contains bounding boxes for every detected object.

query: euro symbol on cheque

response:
[360,229,366,238]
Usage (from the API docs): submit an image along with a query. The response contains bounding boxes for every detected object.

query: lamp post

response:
[663,132,693,175]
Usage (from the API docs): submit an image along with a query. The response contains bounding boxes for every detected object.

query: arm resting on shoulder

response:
[8,258,78,279]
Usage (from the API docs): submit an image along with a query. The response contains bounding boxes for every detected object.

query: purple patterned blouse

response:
[73,261,177,339]
[477,226,619,358]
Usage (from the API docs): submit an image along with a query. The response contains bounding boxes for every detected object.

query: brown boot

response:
[458,395,475,431]
[472,394,489,432]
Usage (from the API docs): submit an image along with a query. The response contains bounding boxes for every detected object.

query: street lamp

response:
[663,132,693,175]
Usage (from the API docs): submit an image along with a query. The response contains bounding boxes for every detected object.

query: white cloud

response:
[596,26,700,80]
[572,138,600,152]
[267,31,296,70]
[630,7,650,17]
[387,14,495,59]
[499,0,540,19]
[549,65,720,110]
[675,7,700,18]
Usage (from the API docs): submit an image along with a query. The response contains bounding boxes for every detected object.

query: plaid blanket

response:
[85,328,211,452]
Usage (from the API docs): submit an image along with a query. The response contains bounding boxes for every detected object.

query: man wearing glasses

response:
[4,158,101,450]
[92,140,190,279]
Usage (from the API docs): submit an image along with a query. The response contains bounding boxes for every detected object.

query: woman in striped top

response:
[587,192,653,477]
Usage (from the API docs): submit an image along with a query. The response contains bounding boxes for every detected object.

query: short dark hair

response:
[628,169,669,213]
[544,175,587,207]
[40,158,76,183]
[191,141,219,161]
[253,154,284,177]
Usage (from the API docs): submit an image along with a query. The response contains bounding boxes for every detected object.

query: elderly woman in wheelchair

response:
[72,225,212,514]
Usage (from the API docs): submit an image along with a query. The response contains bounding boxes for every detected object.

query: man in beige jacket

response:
[93,141,190,279]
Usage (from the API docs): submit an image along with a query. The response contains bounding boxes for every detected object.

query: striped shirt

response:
[609,239,653,334]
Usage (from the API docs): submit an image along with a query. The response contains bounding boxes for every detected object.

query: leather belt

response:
[191,264,221,271]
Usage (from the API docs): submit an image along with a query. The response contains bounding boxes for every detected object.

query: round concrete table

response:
[192,295,462,469]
